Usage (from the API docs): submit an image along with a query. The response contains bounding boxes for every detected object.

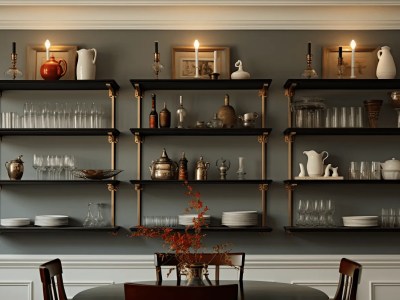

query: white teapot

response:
[381,158,400,170]
[303,150,329,177]
[76,48,97,80]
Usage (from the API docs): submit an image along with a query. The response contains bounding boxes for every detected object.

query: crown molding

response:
[0,1,399,30]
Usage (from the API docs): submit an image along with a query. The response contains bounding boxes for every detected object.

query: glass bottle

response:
[149,93,158,128]
[178,152,188,181]
[176,96,187,128]
[159,102,171,128]
[83,202,95,227]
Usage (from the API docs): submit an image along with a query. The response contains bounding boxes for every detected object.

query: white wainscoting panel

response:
[0,254,399,300]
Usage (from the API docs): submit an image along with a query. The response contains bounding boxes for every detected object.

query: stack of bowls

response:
[381,158,400,180]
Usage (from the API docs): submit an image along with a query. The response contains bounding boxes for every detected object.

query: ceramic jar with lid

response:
[292,97,326,128]
[149,148,178,180]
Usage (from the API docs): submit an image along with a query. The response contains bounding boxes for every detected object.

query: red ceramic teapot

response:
[40,55,67,80]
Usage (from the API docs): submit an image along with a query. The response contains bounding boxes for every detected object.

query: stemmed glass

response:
[296,199,306,226]
[318,199,327,226]
[64,155,76,180]
[326,200,335,227]
[93,203,106,227]
[83,202,95,227]
[33,154,44,180]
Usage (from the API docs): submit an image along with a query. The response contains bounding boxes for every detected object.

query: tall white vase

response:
[76,48,97,80]
[376,46,396,79]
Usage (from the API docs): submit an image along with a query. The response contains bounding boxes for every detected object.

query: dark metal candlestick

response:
[337,57,345,79]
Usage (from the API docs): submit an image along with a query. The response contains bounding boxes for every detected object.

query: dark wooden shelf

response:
[130,79,271,91]
[131,128,271,136]
[130,179,272,185]
[284,128,400,136]
[284,179,400,185]
[130,226,272,232]
[0,79,119,92]
[284,79,400,90]
[0,128,120,137]
[0,226,121,233]
[0,180,120,185]
[284,226,400,233]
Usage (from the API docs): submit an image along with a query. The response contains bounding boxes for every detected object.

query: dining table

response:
[72,280,329,300]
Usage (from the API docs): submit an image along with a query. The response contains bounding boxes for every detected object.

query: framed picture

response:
[322,46,379,79]
[26,45,77,80]
[172,46,230,79]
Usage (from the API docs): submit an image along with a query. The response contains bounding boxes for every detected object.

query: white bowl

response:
[381,170,400,180]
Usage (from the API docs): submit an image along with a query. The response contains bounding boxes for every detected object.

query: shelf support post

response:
[259,183,269,227]
[285,183,297,227]
[107,183,118,227]
[106,83,117,130]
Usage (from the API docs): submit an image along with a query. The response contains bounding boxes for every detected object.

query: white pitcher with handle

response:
[76,48,97,80]
[376,46,396,79]
[303,150,329,177]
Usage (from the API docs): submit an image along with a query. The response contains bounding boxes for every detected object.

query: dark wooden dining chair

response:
[124,282,238,300]
[154,252,245,283]
[332,258,362,300]
[39,258,68,300]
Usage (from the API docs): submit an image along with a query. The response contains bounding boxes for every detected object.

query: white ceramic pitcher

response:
[76,48,97,80]
[376,46,396,79]
[303,150,329,177]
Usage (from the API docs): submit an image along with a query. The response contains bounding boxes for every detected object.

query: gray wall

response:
[0,30,400,255]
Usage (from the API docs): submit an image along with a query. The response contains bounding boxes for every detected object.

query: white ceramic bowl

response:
[381,170,400,180]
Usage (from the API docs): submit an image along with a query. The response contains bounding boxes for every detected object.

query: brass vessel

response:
[5,155,24,180]
[149,148,178,180]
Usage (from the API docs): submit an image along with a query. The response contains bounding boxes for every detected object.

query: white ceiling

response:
[0,0,399,30]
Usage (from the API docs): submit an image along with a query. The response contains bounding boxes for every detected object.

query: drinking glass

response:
[381,208,389,227]
[74,102,82,128]
[348,161,360,180]
[356,107,364,128]
[360,161,370,180]
[348,107,356,128]
[304,200,313,226]
[296,199,306,226]
[33,154,44,180]
[389,208,396,228]
[340,106,348,128]
[370,161,381,180]
[326,200,335,226]
[64,155,76,180]
[93,203,106,227]
[331,107,339,128]
[83,202,95,227]
[318,199,328,226]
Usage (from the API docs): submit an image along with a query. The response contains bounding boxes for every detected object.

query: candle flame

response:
[194,40,200,49]
[350,40,356,50]
[45,39,51,50]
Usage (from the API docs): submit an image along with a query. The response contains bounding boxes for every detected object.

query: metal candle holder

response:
[5,53,23,80]
[301,54,318,79]
[152,52,164,79]
[337,57,345,79]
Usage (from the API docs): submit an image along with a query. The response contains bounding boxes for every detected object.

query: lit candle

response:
[350,40,356,79]
[154,41,158,54]
[12,42,16,55]
[45,39,51,60]
[213,51,218,73]
[194,39,199,78]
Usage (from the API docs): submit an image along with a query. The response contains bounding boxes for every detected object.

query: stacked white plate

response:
[34,215,69,227]
[1,218,31,227]
[178,214,210,226]
[342,216,378,227]
[222,211,258,227]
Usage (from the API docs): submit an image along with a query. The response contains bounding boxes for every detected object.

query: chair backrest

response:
[154,252,245,283]
[124,282,238,300]
[333,258,362,300]
[39,258,68,300]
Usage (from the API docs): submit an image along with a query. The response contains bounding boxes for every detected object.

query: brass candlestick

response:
[301,54,318,79]
[337,57,345,79]
[152,52,164,79]
[5,53,23,80]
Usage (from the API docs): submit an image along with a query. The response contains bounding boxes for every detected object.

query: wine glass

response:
[326,200,335,227]
[296,199,306,226]
[93,203,106,227]
[83,202,95,227]
[33,154,44,180]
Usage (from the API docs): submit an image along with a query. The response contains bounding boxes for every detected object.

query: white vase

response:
[376,46,396,79]
[76,48,97,80]
[231,60,250,79]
